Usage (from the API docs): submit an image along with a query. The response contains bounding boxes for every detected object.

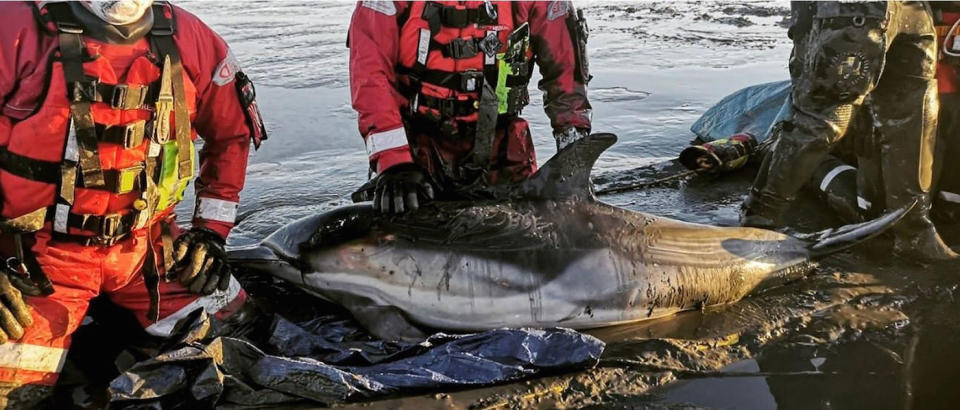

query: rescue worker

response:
[0,0,267,405]
[348,1,592,213]
[741,1,958,262]
[933,3,960,224]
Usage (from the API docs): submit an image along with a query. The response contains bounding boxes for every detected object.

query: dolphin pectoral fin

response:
[518,133,618,201]
[795,199,917,258]
[338,295,429,342]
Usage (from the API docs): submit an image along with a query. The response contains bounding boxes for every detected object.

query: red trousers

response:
[0,226,246,386]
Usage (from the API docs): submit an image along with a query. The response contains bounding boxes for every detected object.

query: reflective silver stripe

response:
[361,0,396,15]
[0,343,68,373]
[417,29,430,65]
[145,276,243,337]
[56,121,80,234]
[365,127,408,157]
[53,203,70,233]
[941,191,960,204]
[196,197,238,224]
[857,196,872,210]
[819,165,856,192]
[64,119,79,162]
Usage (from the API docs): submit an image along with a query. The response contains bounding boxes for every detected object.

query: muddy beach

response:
[55,1,960,408]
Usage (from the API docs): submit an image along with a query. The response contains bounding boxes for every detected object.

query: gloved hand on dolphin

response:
[373,163,435,214]
[171,227,234,295]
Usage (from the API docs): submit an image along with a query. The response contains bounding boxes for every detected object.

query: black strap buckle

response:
[111,85,129,109]
[150,4,175,36]
[151,26,174,36]
[98,121,150,148]
[99,213,124,238]
[460,71,483,92]
[109,84,150,110]
[446,38,479,59]
[123,121,147,148]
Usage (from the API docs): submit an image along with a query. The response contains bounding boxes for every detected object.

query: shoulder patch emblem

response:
[213,51,241,87]
[362,1,396,16]
[546,1,569,21]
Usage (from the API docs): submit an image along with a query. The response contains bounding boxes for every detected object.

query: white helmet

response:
[80,1,153,25]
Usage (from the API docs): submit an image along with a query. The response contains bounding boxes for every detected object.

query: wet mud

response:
[327,179,959,409]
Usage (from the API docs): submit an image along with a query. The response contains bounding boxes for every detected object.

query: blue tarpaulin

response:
[107,311,605,408]
[690,80,791,143]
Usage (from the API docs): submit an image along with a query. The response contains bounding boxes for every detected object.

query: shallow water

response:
[169,1,960,408]
[174,0,792,247]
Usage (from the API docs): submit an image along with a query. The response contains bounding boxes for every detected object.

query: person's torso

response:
[396,1,533,124]
[0,2,198,240]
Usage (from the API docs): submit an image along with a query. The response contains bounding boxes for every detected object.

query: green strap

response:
[169,48,193,180]
[150,12,193,182]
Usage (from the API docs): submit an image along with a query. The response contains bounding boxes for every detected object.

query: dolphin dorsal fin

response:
[518,133,617,200]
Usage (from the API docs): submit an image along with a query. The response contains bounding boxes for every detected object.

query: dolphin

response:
[230,134,909,338]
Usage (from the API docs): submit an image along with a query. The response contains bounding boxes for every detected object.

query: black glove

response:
[374,163,435,214]
[172,228,233,295]
[0,267,33,343]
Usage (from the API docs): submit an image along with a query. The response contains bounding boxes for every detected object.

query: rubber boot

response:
[741,147,789,229]
[805,155,861,224]
[741,117,838,229]
[741,189,787,229]
[872,74,958,263]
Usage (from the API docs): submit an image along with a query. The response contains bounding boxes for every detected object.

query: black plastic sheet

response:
[107,311,604,408]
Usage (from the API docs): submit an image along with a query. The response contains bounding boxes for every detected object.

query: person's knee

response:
[798,12,885,104]
[777,118,842,152]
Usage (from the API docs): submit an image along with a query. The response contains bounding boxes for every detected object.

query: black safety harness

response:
[0,2,192,247]
[396,1,533,176]
[0,3,190,316]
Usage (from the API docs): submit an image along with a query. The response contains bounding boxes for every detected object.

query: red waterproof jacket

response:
[0,2,260,239]
[349,1,592,174]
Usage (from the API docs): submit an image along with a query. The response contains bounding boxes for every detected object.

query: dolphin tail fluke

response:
[519,133,618,200]
[795,200,917,258]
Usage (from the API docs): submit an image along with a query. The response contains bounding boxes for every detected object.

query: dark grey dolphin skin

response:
[230,134,910,334]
